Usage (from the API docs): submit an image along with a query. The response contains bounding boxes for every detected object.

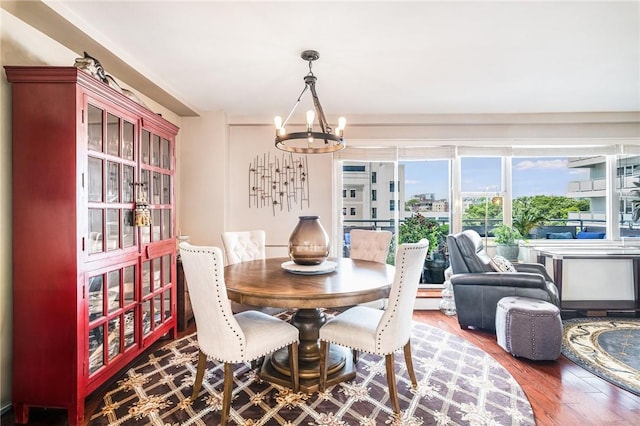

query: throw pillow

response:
[491,255,517,273]
[577,231,606,239]
[546,232,574,239]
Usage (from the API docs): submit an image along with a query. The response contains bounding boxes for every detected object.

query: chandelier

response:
[274,50,346,154]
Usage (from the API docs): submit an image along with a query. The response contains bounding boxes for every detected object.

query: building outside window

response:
[350,207,356,216]
[371,172,377,184]
[389,181,395,193]
[350,189,356,198]
[372,189,377,201]
[342,189,346,198]
[390,200,395,211]
[372,207,377,219]
[342,207,346,215]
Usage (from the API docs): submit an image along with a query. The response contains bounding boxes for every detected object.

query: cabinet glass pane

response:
[124,266,135,304]
[123,121,134,161]
[106,113,120,156]
[106,209,119,251]
[142,300,152,336]
[124,310,135,349]
[88,105,103,152]
[161,138,170,169]
[163,289,171,321]
[141,221,151,245]
[152,210,161,241]
[163,255,171,286]
[88,324,104,374]
[89,209,103,254]
[141,169,151,201]
[107,161,119,203]
[107,270,121,313]
[153,258,161,290]
[142,261,151,296]
[154,295,162,327]
[88,157,103,202]
[152,134,161,167]
[162,174,171,204]
[141,130,150,165]
[123,165,134,203]
[152,172,161,204]
[123,209,134,248]
[161,209,171,240]
[88,274,103,321]
[108,317,121,360]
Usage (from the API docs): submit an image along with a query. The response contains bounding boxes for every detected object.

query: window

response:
[461,157,503,236]
[350,207,356,216]
[390,200,395,211]
[389,181,395,192]
[342,189,346,198]
[617,154,640,239]
[372,207,377,219]
[343,165,366,172]
[372,189,377,201]
[371,172,377,183]
[350,189,356,198]
[401,159,450,236]
[342,207,346,215]
[512,156,590,238]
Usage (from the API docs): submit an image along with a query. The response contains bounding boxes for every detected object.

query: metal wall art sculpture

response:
[249,153,309,215]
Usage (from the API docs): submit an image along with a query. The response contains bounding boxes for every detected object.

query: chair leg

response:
[191,350,207,399]
[319,341,329,391]
[352,348,359,364]
[221,363,234,424]
[403,340,418,388]
[385,353,401,414]
[288,342,300,392]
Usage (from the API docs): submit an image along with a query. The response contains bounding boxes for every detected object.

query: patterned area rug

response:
[90,316,534,425]
[562,317,640,396]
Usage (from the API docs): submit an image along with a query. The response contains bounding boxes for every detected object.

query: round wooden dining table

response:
[224,257,395,393]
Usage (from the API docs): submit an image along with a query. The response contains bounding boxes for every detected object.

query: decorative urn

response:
[288,216,329,265]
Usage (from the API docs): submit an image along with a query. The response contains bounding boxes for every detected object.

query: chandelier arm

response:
[281,84,309,128]
[308,82,329,134]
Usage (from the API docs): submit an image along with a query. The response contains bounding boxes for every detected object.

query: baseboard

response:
[413,297,441,310]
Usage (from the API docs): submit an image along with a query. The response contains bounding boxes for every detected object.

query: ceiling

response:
[14,1,640,118]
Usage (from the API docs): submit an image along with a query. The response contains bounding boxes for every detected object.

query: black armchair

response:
[447,230,560,331]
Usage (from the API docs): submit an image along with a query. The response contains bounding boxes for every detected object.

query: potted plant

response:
[398,214,449,283]
[493,224,522,261]
[512,198,545,238]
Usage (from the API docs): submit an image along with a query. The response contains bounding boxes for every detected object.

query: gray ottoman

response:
[495,296,562,360]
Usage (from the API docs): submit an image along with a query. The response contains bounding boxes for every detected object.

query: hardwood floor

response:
[2,310,639,425]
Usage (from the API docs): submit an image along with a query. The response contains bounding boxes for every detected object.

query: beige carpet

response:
[89,317,534,425]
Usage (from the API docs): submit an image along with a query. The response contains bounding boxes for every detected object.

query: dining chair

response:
[348,229,393,310]
[178,242,299,424]
[221,230,283,315]
[318,239,429,414]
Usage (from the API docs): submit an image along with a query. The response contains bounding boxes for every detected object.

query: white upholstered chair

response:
[319,239,429,414]
[178,243,299,424]
[221,230,283,315]
[348,229,393,310]
[221,230,266,265]
[348,229,393,264]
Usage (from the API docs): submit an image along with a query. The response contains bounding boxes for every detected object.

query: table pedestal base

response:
[259,346,355,394]
[257,308,356,393]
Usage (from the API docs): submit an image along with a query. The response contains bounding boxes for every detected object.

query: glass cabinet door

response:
[141,254,173,338]
[86,102,137,255]
[139,130,174,245]
[87,264,137,376]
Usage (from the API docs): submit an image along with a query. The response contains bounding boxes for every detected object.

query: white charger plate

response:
[280,260,337,275]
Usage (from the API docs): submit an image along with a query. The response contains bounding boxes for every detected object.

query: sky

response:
[402,157,590,200]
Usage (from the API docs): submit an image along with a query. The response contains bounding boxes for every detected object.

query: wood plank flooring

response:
[2,310,639,425]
